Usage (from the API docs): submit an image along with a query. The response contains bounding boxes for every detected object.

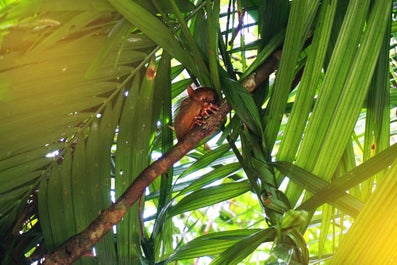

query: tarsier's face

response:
[190,87,218,105]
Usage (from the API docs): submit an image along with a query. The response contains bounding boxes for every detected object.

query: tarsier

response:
[174,85,219,141]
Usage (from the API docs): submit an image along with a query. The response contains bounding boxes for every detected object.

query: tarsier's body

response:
[174,86,219,141]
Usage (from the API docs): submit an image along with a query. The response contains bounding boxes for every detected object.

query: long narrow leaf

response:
[108,0,199,77]
[330,154,397,264]
[299,143,397,211]
[167,229,262,262]
[169,181,251,217]
[210,228,276,265]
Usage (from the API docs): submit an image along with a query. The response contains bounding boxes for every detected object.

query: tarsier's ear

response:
[187,85,195,97]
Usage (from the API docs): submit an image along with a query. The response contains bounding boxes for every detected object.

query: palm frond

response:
[1,0,396,264]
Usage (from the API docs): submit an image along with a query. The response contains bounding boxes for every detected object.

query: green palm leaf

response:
[1,0,396,264]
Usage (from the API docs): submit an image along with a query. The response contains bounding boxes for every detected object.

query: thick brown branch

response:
[241,49,281,92]
[42,101,231,265]
[43,51,279,265]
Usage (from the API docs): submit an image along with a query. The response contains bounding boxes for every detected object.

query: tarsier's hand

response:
[198,102,219,118]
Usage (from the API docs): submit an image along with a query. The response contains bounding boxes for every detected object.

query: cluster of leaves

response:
[0,0,396,264]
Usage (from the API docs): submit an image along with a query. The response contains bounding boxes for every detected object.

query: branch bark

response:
[43,49,280,265]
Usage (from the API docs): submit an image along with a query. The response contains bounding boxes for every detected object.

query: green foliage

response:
[0,0,396,264]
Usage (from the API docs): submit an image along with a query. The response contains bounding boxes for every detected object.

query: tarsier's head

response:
[187,86,219,105]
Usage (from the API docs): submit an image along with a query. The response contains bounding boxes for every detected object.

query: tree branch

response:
[43,50,280,265]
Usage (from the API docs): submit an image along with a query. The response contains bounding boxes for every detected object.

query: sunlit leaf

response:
[167,229,262,262]
[178,144,231,179]
[169,181,251,217]
[210,228,276,265]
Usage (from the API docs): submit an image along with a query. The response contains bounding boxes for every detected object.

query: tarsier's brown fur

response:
[174,86,219,141]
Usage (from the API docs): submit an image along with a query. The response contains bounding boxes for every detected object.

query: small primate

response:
[174,86,219,141]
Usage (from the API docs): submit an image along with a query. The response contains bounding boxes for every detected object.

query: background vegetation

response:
[0,0,396,264]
